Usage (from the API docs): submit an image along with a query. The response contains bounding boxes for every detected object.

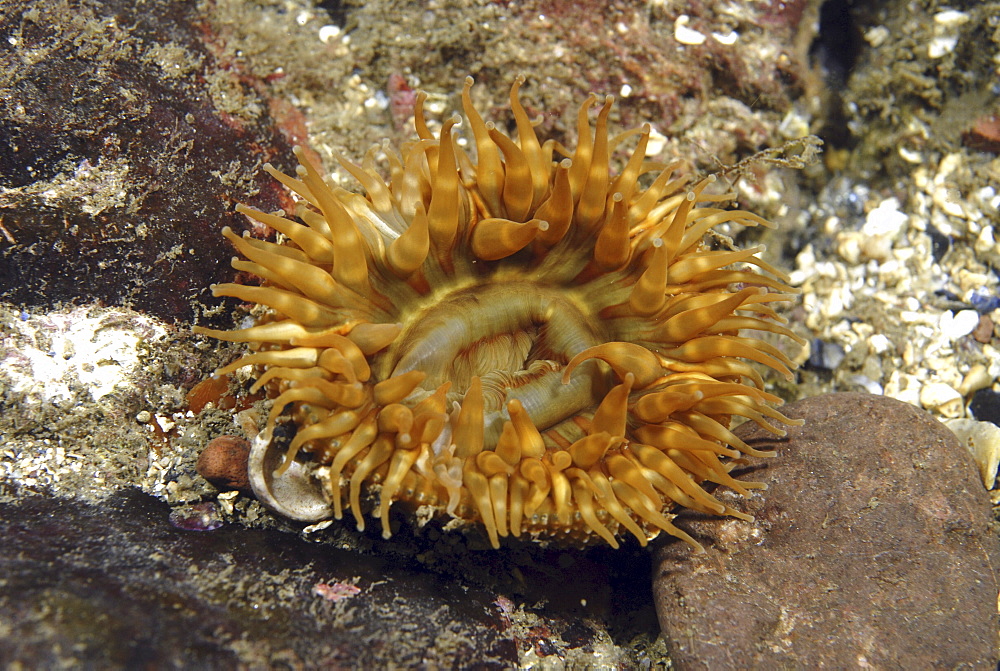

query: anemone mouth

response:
[195,76,804,551]
[380,280,613,446]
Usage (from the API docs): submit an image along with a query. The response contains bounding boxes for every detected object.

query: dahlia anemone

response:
[195,76,804,551]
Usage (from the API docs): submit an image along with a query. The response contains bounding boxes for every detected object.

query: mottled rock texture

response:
[0,490,663,668]
[654,392,999,669]
[0,0,295,322]
[0,490,518,668]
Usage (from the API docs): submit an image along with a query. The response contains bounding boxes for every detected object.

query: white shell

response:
[946,418,1000,489]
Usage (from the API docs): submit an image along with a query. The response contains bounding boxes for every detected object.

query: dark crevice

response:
[810,0,865,149]
[316,0,349,27]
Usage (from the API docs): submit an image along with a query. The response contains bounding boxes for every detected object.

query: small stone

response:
[653,393,999,669]
[964,114,1000,153]
[973,314,994,343]
[196,435,252,492]
[673,15,706,45]
[806,338,845,371]
[970,389,1000,426]
[928,34,958,58]
[967,287,1000,313]
[947,418,1000,488]
[863,25,889,47]
[168,501,224,531]
[933,9,970,27]
[317,24,341,43]
[939,309,980,341]
[862,198,908,238]
[919,381,964,417]
[958,363,993,396]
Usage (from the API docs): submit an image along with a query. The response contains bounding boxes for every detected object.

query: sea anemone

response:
[195,76,804,551]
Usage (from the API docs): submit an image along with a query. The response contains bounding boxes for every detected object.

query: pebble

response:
[673,15,706,45]
[168,501,224,531]
[970,389,1000,425]
[652,393,999,669]
[973,314,994,343]
[964,114,1000,154]
[806,338,845,371]
[862,198,908,238]
[919,381,964,417]
[947,418,1000,488]
[969,288,1000,313]
[959,363,993,396]
[196,436,252,492]
[939,308,980,341]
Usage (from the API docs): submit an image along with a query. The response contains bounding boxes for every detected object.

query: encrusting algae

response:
[195,76,804,551]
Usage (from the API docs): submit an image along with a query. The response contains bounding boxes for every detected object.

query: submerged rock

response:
[0,490,517,668]
[0,490,663,668]
[0,0,295,323]
[653,392,999,669]
[196,435,252,493]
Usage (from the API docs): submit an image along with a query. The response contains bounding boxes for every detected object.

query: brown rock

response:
[653,392,1000,669]
[964,114,1000,154]
[973,314,994,344]
[196,436,251,492]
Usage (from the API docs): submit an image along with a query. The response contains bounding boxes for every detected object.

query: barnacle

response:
[196,76,804,551]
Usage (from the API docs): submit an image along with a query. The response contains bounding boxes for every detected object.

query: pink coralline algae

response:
[313,582,362,602]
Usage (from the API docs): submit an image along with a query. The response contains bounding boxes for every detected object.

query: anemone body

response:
[196,76,803,551]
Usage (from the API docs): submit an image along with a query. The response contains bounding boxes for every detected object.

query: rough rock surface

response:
[653,392,1000,669]
[0,490,663,668]
[0,0,295,323]
[0,490,516,668]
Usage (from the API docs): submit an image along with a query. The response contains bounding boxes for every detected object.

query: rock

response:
[947,418,1000,489]
[973,315,994,344]
[971,388,1000,426]
[964,114,1000,153]
[0,0,295,323]
[0,491,664,668]
[652,392,1000,669]
[0,491,518,668]
[196,435,251,492]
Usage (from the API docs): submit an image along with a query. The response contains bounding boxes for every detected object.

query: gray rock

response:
[0,491,516,668]
[653,392,1000,669]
